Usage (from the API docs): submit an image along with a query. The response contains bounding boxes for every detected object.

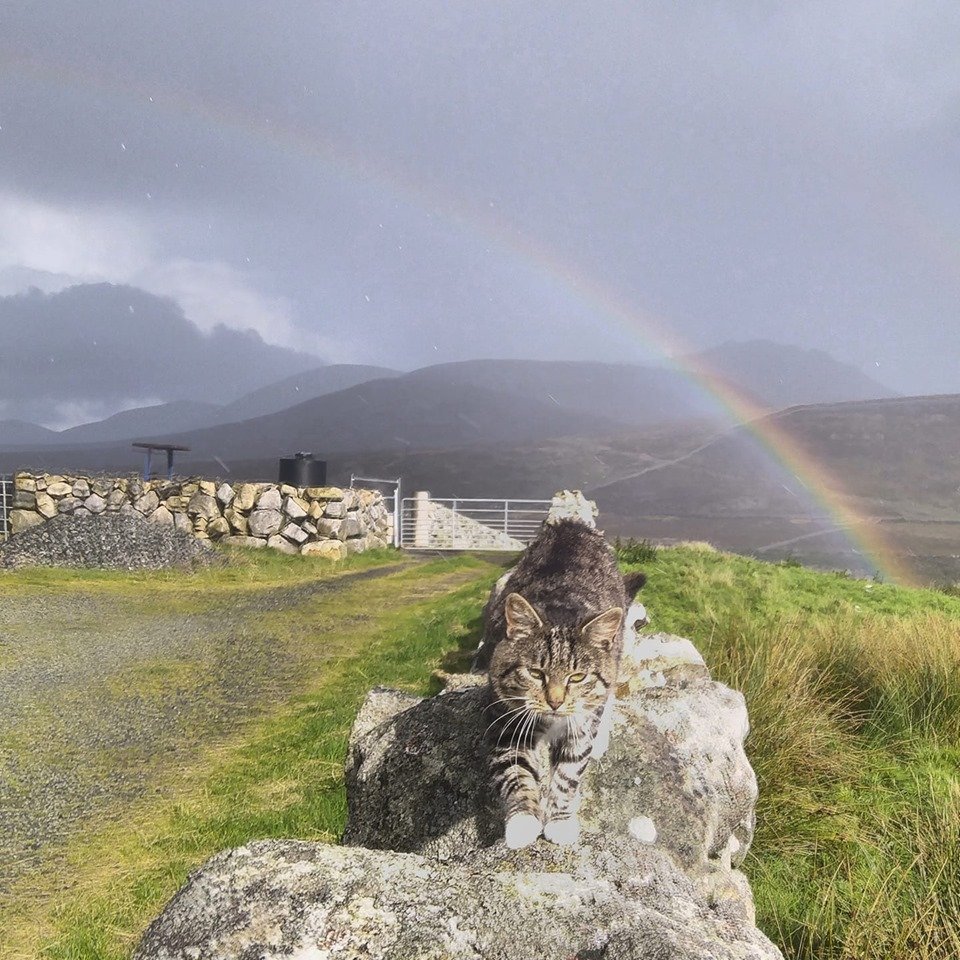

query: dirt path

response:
[0,561,475,894]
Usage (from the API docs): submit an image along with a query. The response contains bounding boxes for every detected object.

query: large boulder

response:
[134,619,781,959]
[135,839,778,960]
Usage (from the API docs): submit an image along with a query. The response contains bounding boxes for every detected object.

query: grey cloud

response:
[1,2,959,392]
[0,284,320,422]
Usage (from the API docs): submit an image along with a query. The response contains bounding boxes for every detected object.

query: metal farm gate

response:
[0,474,12,542]
[400,495,551,551]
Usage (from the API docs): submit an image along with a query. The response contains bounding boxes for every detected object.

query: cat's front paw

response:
[543,815,581,846]
[504,813,542,849]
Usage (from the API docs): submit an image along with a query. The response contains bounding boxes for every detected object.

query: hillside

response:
[592,393,960,523]
[0,420,59,447]
[0,375,625,475]
[51,401,223,445]
[688,340,898,409]
[217,364,400,422]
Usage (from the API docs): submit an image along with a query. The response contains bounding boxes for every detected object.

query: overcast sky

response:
[2,1,959,397]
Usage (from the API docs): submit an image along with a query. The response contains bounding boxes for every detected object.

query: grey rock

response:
[233,484,257,512]
[132,602,779,960]
[135,491,160,515]
[343,628,760,899]
[547,488,598,527]
[338,515,363,540]
[83,494,106,515]
[247,509,283,538]
[282,495,308,520]
[266,534,298,554]
[149,505,175,526]
[187,491,220,521]
[133,838,781,960]
[221,535,266,549]
[281,522,308,544]
[106,489,127,511]
[12,491,37,510]
[207,517,230,539]
[314,517,341,538]
[301,540,343,560]
[9,510,44,535]
[216,482,235,506]
[173,512,193,535]
[0,512,220,571]
[323,500,345,519]
[343,536,366,554]
[34,493,58,519]
[72,479,91,498]
[256,488,282,511]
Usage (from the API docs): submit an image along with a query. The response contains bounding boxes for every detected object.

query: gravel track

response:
[0,564,409,892]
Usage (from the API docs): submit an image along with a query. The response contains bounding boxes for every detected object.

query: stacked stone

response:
[423,500,525,550]
[7,473,392,558]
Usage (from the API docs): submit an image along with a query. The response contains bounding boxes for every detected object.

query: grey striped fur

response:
[480,520,644,847]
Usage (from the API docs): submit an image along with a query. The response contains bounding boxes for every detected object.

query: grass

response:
[6,542,960,959]
[624,545,960,960]
[0,550,503,960]
[0,545,405,600]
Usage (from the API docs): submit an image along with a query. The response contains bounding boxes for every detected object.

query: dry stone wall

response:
[8,472,392,559]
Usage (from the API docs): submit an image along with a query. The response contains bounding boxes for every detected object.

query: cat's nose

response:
[545,686,565,710]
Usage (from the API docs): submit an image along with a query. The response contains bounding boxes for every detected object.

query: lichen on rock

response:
[133,610,782,959]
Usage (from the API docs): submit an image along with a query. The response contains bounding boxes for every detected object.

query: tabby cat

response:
[477,519,646,848]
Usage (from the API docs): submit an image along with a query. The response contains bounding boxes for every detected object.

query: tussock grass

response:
[626,546,960,960]
[8,543,960,959]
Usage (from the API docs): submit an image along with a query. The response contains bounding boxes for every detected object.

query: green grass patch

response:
[2,554,501,960]
[0,546,405,600]
[625,546,960,960]
[8,543,960,960]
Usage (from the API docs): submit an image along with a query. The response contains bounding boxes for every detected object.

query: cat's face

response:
[489,593,623,721]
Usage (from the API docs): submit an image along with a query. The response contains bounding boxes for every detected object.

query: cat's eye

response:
[528,668,545,679]
[568,672,587,683]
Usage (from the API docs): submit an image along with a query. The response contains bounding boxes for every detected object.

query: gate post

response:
[413,491,431,548]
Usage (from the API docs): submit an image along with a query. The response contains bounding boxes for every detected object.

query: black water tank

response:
[278,452,327,487]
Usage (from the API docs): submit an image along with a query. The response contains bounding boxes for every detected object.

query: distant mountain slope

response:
[218,364,399,422]
[403,359,719,428]
[405,346,897,430]
[588,393,960,523]
[688,340,897,410]
[0,420,60,447]
[137,373,625,464]
[53,400,224,445]
[17,366,399,450]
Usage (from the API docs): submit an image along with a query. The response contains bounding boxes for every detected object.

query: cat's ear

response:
[581,606,624,650]
[504,593,543,640]
[623,572,647,598]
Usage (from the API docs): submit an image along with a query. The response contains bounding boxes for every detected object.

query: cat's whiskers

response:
[513,709,538,778]
[482,694,529,715]
[492,706,532,750]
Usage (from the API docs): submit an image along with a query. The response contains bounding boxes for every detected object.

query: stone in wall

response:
[6,472,390,559]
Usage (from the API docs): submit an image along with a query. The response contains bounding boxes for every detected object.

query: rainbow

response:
[1,53,918,583]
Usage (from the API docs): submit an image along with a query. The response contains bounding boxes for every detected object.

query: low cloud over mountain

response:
[0,284,321,427]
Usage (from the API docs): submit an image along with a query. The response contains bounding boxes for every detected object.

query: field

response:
[2,543,960,959]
